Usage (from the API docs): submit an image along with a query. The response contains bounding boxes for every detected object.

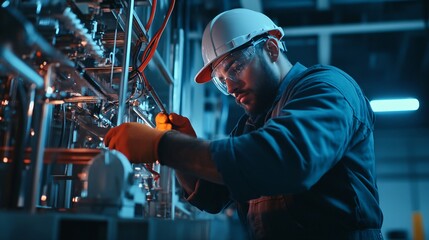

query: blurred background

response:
[181,1,429,239]
[0,0,428,239]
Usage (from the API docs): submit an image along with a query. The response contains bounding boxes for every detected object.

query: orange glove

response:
[155,112,196,137]
[155,112,173,131]
[103,122,167,163]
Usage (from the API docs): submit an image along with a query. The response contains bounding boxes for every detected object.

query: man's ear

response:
[264,38,280,62]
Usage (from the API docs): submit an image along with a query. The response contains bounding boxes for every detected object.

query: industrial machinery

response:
[0,0,183,222]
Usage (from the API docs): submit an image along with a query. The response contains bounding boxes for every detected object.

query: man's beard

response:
[246,61,279,120]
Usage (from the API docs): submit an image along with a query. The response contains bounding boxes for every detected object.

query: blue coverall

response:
[187,63,384,239]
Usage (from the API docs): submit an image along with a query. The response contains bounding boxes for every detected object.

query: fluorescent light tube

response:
[370,98,419,112]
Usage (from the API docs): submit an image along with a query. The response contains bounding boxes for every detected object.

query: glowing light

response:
[2,1,10,7]
[78,172,87,179]
[3,157,8,163]
[370,98,419,112]
[40,195,47,202]
[46,86,54,94]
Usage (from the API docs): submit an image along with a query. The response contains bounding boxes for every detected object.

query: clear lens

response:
[210,47,255,95]
[210,37,265,95]
[212,76,229,95]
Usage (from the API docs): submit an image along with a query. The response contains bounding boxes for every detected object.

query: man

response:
[104,8,384,239]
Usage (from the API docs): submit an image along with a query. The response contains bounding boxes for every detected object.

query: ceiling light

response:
[370,98,419,112]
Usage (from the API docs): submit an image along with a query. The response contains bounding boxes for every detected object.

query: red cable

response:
[145,0,157,31]
[138,0,175,73]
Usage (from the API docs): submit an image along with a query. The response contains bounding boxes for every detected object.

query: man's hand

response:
[155,112,200,193]
[155,112,196,137]
[104,122,167,163]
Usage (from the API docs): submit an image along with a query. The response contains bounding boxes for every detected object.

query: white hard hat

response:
[194,8,284,83]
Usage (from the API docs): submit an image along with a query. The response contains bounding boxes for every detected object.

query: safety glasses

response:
[211,38,266,95]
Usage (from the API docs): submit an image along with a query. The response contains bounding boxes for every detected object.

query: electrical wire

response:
[138,71,167,113]
[128,0,175,113]
[129,73,145,100]
[129,0,173,94]
[143,163,160,181]
[145,0,157,31]
[129,0,175,185]
[137,0,175,73]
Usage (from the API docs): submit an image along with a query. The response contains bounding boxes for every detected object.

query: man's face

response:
[214,46,279,117]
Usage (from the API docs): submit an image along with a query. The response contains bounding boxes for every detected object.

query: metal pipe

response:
[64,164,73,208]
[149,88,167,114]
[172,29,184,114]
[111,8,149,44]
[132,105,155,128]
[0,47,44,88]
[132,10,149,43]
[188,20,426,39]
[7,79,31,209]
[284,20,426,36]
[28,64,55,213]
[151,51,174,85]
[136,73,168,113]
[116,0,135,125]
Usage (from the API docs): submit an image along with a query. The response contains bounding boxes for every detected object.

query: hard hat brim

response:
[194,43,241,84]
[194,52,230,83]
[194,64,212,83]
